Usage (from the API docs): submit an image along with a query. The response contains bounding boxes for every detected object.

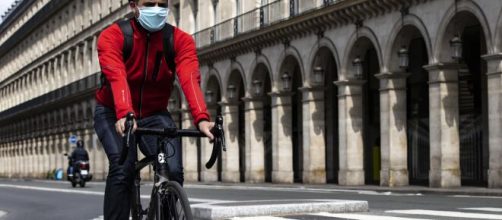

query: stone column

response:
[220,101,240,183]
[9,145,14,177]
[21,140,27,177]
[49,134,56,172]
[270,92,294,183]
[6,144,10,175]
[376,72,410,187]
[42,136,49,176]
[0,145,4,176]
[181,108,199,182]
[34,137,41,178]
[334,80,365,186]
[483,54,502,188]
[243,97,265,183]
[300,86,327,183]
[199,107,217,182]
[424,63,461,188]
[56,134,63,171]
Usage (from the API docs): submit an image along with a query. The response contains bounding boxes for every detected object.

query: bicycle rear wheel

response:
[155,181,193,220]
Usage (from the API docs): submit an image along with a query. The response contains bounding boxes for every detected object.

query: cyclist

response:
[94,0,214,219]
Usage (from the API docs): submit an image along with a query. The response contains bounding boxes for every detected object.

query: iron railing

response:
[193,0,339,48]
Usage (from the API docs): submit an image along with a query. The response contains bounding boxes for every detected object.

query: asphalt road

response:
[0,179,501,219]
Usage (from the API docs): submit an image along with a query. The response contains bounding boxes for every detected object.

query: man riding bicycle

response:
[94,0,214,219]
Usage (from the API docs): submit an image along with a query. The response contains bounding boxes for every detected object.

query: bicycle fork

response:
[146,138,172,219]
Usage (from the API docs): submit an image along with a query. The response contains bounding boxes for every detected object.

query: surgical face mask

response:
[137,6,169,32]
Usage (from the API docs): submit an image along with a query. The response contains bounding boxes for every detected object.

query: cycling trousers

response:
[94,104,183,220]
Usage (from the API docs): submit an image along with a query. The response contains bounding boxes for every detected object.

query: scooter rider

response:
[70,140,89,170]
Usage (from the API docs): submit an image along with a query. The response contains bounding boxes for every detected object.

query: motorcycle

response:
[64,153,92,187]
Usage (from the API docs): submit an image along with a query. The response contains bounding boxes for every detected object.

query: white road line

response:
[0,210,7,218]
[460,207,502,212]
[231,217,296,220]
[386,209,502,219]
[450,195,502,199]
[0,184,231,204]
[309,212,432,220]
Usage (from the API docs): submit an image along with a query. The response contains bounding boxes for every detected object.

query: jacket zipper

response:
[138,33,150,119]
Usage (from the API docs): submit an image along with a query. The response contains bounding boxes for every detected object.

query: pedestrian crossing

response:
[230,207,502,220]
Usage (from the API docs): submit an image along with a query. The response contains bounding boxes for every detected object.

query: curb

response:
[191,200,368,219]
[185,182,502,197]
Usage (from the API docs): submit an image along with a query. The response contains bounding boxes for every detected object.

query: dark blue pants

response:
[94,104,183,220]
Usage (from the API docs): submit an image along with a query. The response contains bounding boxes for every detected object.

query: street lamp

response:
[281,72,291,92]
[227,84,236,101]
[313,66,324,85]
[205,90,214,104]
[450,34,463,61]
[352,56,364,80]
[398,46,409,70]
[252,80,263,97]
[168,98,177,112]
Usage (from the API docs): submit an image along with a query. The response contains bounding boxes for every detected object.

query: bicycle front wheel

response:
[155,181,193,220]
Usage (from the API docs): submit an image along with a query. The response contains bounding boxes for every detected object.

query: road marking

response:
[310,212,432,220]
[0,184,231,204]
[231,217,296,220]
[451,195,502,199]
[460,207,502,212]
[386,209,502,219]
[0,210,6,218]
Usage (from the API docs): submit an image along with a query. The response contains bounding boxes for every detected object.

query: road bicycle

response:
[120,113,225,220]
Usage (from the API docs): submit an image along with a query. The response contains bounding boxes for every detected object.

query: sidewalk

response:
[185,181,502,197]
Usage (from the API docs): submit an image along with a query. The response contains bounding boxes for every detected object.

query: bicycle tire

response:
[154,181,193,220]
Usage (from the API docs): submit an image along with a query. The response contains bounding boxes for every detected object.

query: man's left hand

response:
[198,120,215,140]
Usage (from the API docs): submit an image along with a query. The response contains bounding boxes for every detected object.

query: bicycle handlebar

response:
[118,113,225,170]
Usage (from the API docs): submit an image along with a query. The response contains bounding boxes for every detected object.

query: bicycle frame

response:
[122,113,225,220]
[131,136,172,220]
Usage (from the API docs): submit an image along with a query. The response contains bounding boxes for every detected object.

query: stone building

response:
[1,0,501,188]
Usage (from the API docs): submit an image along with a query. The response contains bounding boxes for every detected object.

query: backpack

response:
[100,19,176,88]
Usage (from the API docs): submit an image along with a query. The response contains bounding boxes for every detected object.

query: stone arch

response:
[225,60,247,98]
[307,37,341,83]
[248,53,274,94]
[342,26,383,79]
[205,67,223,105]
[275,45,305,90]
[384,14,433,71]
[434,0,493,61]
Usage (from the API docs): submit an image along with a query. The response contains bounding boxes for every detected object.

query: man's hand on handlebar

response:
[116,117,137,136]
[198,120,215,141]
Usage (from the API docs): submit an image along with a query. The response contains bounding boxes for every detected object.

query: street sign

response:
[69,135,78,145]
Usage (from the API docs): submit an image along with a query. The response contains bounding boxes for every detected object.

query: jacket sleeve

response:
[173,28,210,126]
[97,24,134,120]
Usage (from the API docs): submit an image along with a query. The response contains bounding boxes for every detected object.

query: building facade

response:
[1,0,502,188]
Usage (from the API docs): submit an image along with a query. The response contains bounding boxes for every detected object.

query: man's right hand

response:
[115,117,137,137]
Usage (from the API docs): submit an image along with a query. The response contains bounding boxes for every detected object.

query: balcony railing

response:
[194,0,338,48]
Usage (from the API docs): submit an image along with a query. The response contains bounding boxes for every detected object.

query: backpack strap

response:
[100,19,134,89]
[162,24,176,74]
[117,19,134,61]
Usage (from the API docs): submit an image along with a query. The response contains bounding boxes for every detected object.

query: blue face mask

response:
[137,6,169,32]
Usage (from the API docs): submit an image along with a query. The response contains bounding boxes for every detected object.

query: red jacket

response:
[96,19,209,125]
